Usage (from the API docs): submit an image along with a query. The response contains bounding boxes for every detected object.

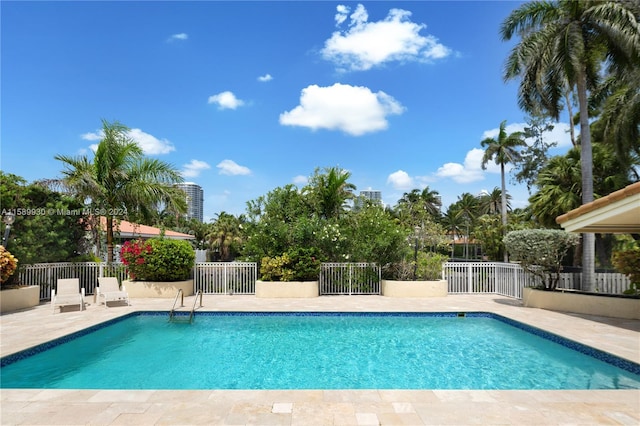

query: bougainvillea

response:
[120,238,194,281]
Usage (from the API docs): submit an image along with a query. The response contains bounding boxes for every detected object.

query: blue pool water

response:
[1,312,639,390]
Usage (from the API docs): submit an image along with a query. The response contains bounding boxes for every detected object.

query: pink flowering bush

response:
[120,238,194,281]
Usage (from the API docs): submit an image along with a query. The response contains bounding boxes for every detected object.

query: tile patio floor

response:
[1,294,639,425]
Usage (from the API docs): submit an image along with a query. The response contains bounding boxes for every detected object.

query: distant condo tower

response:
[359,189,382,204]
[176,182,204,222]
[355,188,383,209]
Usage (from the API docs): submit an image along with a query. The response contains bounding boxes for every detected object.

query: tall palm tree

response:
[481,120,525,261]
[56,119,185,262]
[593,66,640,172]
[500,0,640,290]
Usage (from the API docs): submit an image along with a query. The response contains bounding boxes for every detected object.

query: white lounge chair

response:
[97,277,130,307]
[52,278,85,313]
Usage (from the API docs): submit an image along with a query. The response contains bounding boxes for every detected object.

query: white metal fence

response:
[17,262,128,300]
[320,263,381,295]
[443,262,630,297]
[443,262,540,299]
[194,262,257,295]
[556,272,630,293]
[15,261,632,301]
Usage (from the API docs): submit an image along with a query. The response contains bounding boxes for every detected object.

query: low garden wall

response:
[381,280,448,298]
[123,280,194,298]
[523,287,640,320]
[255,281,319,298]
[0,286,41,313]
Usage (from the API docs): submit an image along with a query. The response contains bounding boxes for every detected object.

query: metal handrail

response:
[169,289,184,320]
[188,290,203,322]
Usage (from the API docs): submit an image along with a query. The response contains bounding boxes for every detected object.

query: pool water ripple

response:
[1,312,639,390]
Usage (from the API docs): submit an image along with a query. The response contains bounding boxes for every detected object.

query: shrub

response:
[121,238,194,281]
[259,247,321,281]
[504,229,580,290]
[384,251,448,281]
[0,246,18,285]
[612,248,640,295]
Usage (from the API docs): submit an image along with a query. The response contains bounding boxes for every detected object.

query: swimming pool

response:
[2,312,639,390]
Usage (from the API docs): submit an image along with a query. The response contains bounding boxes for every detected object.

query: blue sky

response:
[2,1,573,220]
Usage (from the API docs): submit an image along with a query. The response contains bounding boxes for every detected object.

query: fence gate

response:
[320,263,380,295]
[194,262,257,294]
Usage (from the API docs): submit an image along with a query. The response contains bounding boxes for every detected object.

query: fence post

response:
[467,263,472,293]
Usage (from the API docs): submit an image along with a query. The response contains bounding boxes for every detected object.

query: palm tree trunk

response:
[576,71,595,292]
[500,163,508,263]
[565,91,577,147]
[106,216,114,263]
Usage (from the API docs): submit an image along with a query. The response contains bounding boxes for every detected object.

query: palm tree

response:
[481,120,526,262]
[395,186,442,226]
[500,0,640,291]
[593,66,640,173]
[451,193,479,260]
[304,167,356,219]
[479,187,511,216]
[208,212,243,261]
[55,119,185,262]
[441,208,463,259]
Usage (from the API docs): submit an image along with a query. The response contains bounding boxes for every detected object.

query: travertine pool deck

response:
[1,294,639,425]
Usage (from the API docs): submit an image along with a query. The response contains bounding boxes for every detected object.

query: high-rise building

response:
[354,188,383,209]
[359,189,382,204]
[176,182,204,222]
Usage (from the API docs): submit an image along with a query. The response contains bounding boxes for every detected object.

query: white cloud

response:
[208,91,245,110]
[279,83,405,136]
[293,175,308,185]
[217,159,251,176]
[257,73,273,82]
[127,128,175,155]
[435,148,486,183]
[80,128,175,155]
[81,131,102,141]
[168,33,188,41]
[387,170,413,190]
[323,4,451,71]
[182,159,211,178]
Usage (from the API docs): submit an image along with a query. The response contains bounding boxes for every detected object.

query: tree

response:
[478,187,510,216]
[513,112,558,193]
[441,208,463,259]
[395,186,442,226]
[504,229,580,290]
[481,120,526,262]
[501,0,640,291]
[474,214,507,261]
[0,172,88,264]
[208,212,244,261]
[591,66,640,179]
[55,120,185,262]
[448,193,480,260]
[304,166,356,220]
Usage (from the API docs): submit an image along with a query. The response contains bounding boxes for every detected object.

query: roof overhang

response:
[556,182,640,233]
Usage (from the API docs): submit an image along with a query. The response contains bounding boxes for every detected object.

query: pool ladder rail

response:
[169,289,203,323]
